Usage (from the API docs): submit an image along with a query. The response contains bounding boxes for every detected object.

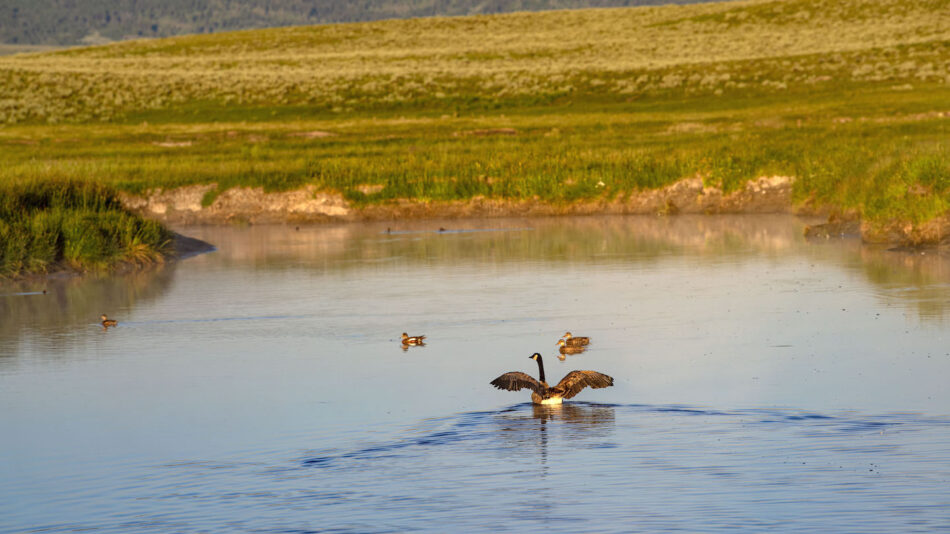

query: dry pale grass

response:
[0,0,947,123]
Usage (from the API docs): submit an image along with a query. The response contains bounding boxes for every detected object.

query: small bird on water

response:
[100,314,118,328]
[401,333,426,346]
[560,332,590,347]
[490,353,613,405]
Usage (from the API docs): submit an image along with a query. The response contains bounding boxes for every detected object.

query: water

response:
[2,215,949,532]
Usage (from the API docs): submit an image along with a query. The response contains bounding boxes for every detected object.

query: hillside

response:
[1,0,949,246]
[2,0,947,124]
[0,0,712,46]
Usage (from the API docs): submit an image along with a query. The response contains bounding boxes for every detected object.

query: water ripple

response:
[5,403,950,532]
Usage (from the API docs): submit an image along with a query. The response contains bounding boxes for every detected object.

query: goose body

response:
[100,314,118,328]
[561,332,590,347]
[490,353,613,405]
[401,333,426,345]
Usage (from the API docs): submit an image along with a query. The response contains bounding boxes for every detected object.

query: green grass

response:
[2,82,947,222]
[0,180,173,277]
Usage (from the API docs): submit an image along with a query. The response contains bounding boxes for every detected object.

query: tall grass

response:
[0,180,172,277]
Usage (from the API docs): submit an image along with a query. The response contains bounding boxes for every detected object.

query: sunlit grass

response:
[0,180,173,277]
[2,83,947,223]
[0,0,946,124]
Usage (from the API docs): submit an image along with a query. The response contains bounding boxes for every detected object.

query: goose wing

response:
[552,370,613,399]
[490,372,542,393]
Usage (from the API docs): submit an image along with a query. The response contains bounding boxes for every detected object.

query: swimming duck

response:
[490,353,613,405]
[561,332,590,347]
[100,314,118,328]
[401,333,426,345]
[557,339,586,355]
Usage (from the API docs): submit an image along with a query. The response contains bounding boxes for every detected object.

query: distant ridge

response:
[1,0,723,46]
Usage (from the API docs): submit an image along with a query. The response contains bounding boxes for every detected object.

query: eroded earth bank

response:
[119,176,950,247]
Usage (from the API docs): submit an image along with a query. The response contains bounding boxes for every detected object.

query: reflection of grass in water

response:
[857,247,950,323]
[201,216,950,320]
[0,180,173,277]
[0,262,177,358]
[198,215,801,272]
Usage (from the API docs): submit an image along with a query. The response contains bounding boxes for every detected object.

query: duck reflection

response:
[557,340,586,356]
[493,403,615,472]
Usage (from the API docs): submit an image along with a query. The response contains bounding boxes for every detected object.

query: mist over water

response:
[2,215,949,531]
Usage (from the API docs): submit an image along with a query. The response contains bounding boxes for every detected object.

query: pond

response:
[2,215,949,532]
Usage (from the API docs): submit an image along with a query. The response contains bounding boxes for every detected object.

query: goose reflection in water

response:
[493,403,616,472]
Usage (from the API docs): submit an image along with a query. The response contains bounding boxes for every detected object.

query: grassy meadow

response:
[1,0,949,259]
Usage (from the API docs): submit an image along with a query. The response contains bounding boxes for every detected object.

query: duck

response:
[401,333,426,345]
[557,339,586,355]
[100,314,118,328]
[490,352,613,405]
[561,332,590,347]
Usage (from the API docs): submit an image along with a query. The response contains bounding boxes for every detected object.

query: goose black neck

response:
[535,355,546,384]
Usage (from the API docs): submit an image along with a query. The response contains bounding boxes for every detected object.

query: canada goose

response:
[401,333,426,345]
[100,314,118,328]
[561,332,590,347]
[557,339,586,355]
[490,353,613,405]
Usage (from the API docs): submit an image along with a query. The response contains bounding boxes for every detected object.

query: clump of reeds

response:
[0,179,172,277]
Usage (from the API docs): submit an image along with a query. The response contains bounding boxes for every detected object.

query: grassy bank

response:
[3,85,948,224]
[0,0,949,231]
[0,180,172,277]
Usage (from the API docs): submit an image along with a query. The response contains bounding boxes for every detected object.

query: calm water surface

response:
[1,215,949,532]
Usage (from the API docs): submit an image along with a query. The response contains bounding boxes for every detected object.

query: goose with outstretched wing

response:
[490,353,613,405]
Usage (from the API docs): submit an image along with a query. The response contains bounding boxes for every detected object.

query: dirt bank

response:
[117,176,950,247]
[119,175,795,223]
